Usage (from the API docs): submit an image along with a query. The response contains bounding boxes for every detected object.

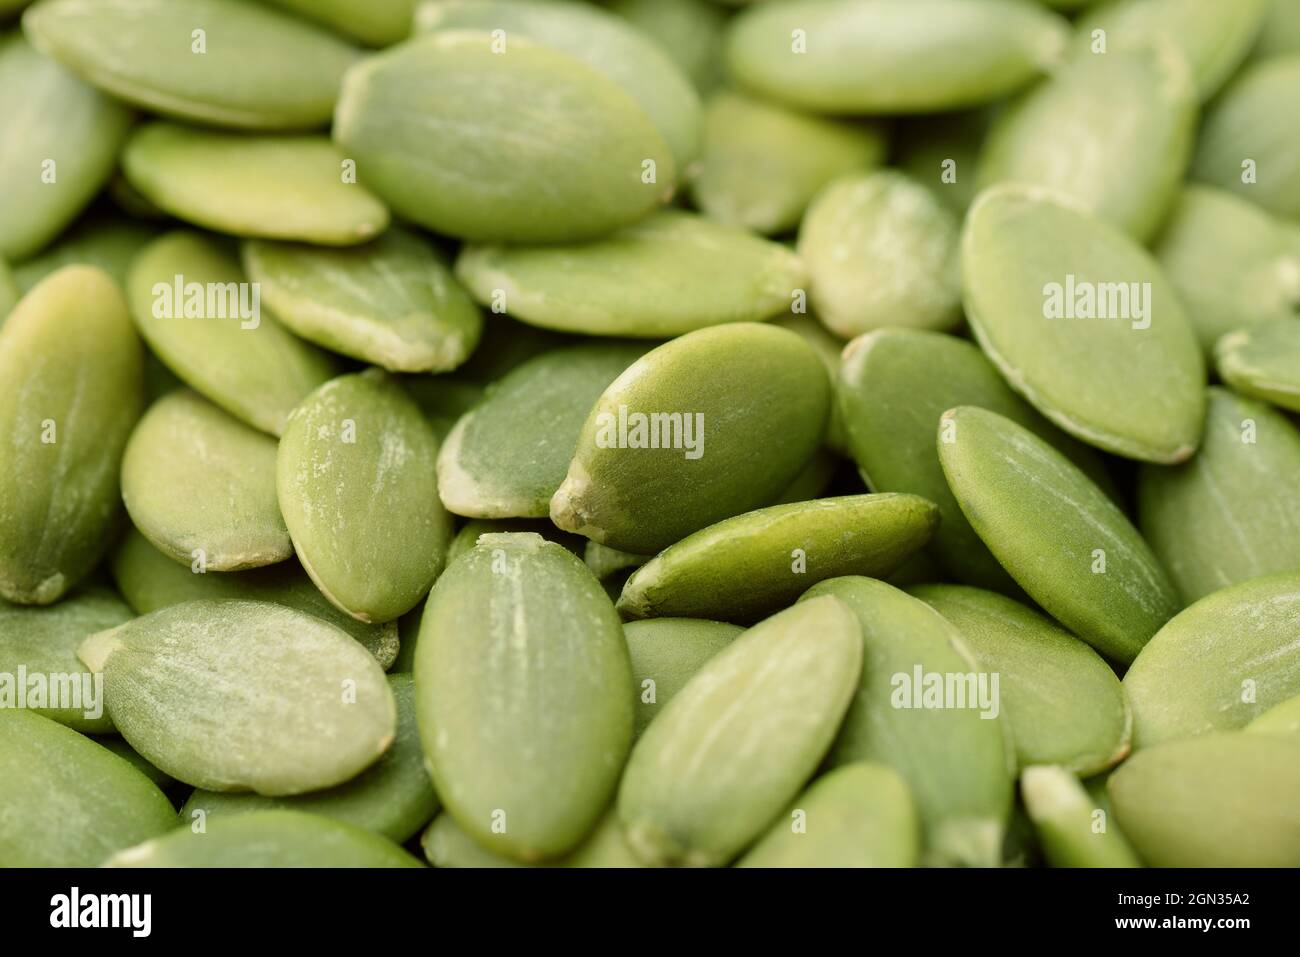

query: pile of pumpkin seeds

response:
[2,0,1299,870]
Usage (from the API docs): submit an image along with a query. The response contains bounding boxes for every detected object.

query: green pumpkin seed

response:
[551,323,830,554]
[278,369,452,623]
[894,109,991,215]
[123,123,389,245]
[0,585,131,733]
[1123,573,1300,748]
[456,210,804,338]
[110,527,399,669]
[1137,388,1300,602]
[98,736,176,790]
[421,810,641,869]
[444,519,584,570]
[800,577,1012,868]
[1247,695,1300,737]
[242,229,482,373]
[121,390,290,571]
[1216,319,1300,412]
[1108,732,1300,867]
[976,46,1195,242]
[962,185,1206,463]
[107,809,422,868]
[619,494,938,624]
[23,0,360,130]
[798,171,962,337]
[438,342,649,518]
[334,32,673,243]
[415,533,632,862]
[0,32,132,260]
[0,710,175,867]
[622,618,741,738]
[939,407,1180,663]
[618,595,861,867]
[262,0,414,47]
[181,674,438,843]
[725,0,1067,114]
[11,216,154,295]
[1020,766,1141,868]
[79,598,397,794]
[125,231,338,436]
[737,763,920,869]
[911,584,1131,774]
[0,266,143,605]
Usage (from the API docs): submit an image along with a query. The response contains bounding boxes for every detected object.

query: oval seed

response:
[78,598,397,795]
[1020,766,1141,869]
[443,519,584,570]
[0,266,143,605]
[618,494,938,624]
[1247,695,1300,738]
[456,210,805,338]
[961,185,1205,463]
[121,390,291,571]
[622,618,742,738]
[415,533,633,863]
[277,370,452,623]
[1216,319,1300,412]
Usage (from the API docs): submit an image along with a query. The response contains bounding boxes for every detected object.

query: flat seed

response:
[1122,573,1300,748]
[333,32,673,243]
[619,494,938,624]
[961,185,1205,463]
[939,407,1181,663]
[0,266,143,605]
[123,123,389,245]
[438,342,649,518]
[261,0,414,47]
[551,323,830,554]
[976,45,1196,242]
[800,577,1013,868]
[622,618,742,738]
[0,32,132,260]
[278,369,451,623]
[421,810,642,869]
[106,809,422,868]
[242,229,483,373]
[1216,319,1300,412]
[444,519,584,569]
[456,210,804,338]
[618,596,862,867]
[737,763,920,869]
[79,598,397,794]
[1247,695,1300,737]
[121,390,290,571]
[181,674,438,843]
[125,231,338,436]
[23,0,360,130]
[608,0,726,93]
[414,533,633,862]
[725,0,1068,114]
[0,585,132,733]
[1020,766,1141,868]
[798,171,962,337]
[912,584,1131,774]
[11,216,155,295]
[1108,732,1300,867]
[1138,388,1300,602]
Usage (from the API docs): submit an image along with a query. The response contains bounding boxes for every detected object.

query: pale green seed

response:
[622,618,742,738]
[0,266,143,605]
[1216,319,1300,412]
[893,109,991,215]
[1247,695,1300,737]
[962,185,1205,463]
[608,0,726,92]
[1020,766,1141,868]
[11,216,154,295]
[263,0,414,47]
[1137,388,1300,603]
[421,810,642,869]
[79,598,397,795]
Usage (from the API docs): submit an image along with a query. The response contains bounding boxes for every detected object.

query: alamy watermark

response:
[152,274,261,329]
[1042,274,1151,330]
[0,667,103,721]
[890,665,1000,720]
[594,405,705,460]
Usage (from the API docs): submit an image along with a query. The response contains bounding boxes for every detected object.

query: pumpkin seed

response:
[618,494,938,624]
[79,598,397,794]
[262,0,414,47]
[106,809,422,868]
[1020,766,1141,868]
[11,215,154,295]
[618,595,861,867]
[181,674,438,843]
[608,0,726,93]
[445,519,584,569]
[961,185,1206,463]
[622,618,741,738]
[0,266,143,605]
[1216,319,1300,412]
[939,406,1181,663]
[1123,573,1300,748]
[799,577,1013,868]
[334,32,673,243]
[1247,695,1300,737]
[1137,388,1300,602]
[1108,731,1300,867]
[551,323,830,554]
[23,0,360,129]
[0,710,176,867]
[911,584,1131,774]
[277,369,452,623]
[798,171,962,337]
[725,0,1068,114]
[421,809,641,869]
[125,231,338,436]
[414,533,633,863]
